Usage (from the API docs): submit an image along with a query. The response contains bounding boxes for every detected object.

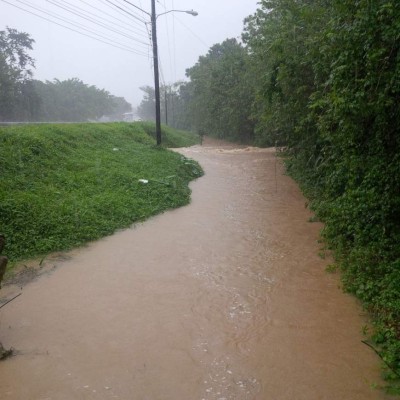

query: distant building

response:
[122,112,141,122]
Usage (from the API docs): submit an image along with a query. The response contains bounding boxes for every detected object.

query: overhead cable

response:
[104,0,146,24]
[1,0,149,56]
[120,0,149,16]
[97,0,145,29]
[47,0,150,47]
[103,0,148,29]
[16,0,149,51]
[70,0,150,38]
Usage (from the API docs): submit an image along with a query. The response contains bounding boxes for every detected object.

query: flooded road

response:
[0,139,389,399]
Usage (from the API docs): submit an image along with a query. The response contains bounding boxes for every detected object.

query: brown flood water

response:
[0,139,391,399]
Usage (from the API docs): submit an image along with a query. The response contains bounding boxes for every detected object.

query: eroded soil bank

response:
[0,139,390,399]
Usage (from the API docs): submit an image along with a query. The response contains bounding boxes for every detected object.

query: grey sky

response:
[0,0,260,107]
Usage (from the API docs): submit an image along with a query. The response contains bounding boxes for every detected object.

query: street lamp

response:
[121,0,197,144]
[157,10,198,18]
[150,2,198,145]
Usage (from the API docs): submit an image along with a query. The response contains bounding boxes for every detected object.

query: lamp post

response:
[124,0,197,144]
[150,0,198,145]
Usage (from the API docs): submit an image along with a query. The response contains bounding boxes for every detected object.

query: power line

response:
[96,0,144,29]
[161,0,174,84]
[76,0,150,38]
[154,2,206,49]
[1,0,149,56]
[46,0,150,47]
[119,0,149,16]
[113,0,150,25]
[138,0,152,60]
[104,0,146,24]
[171,0,177,82]
[159,55,165,87]
[173,14,208,48]
[17,0,149,52]
[139,0,151,40]
[139,0,152,64]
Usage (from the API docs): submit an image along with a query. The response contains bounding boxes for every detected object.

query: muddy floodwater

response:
[0,139,390,399]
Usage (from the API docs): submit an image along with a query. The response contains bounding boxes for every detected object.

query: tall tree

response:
[137,83,186,129]
[185,38,255,142]
[108,96,132,120]
[0,27,36,121]
[242,0,331,146]
[137,85,156,122]
[33,78,121,122]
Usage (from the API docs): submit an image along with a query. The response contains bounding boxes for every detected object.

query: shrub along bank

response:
[0,122,202,268]
[240,0,400,391]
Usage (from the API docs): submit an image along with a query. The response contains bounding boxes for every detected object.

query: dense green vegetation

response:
[31,78,132,122]
[0,122,201,266]
[139,0,400,391]
[137,83,195,132]
[244,1,400,391]
[0,27,131,122]
[137,40,255,143]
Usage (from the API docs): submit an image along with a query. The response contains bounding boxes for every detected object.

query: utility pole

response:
[147,4,197,144]
[151,0,162,145]
[165,89,168,125]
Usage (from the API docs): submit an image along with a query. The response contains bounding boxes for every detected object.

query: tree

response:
[0,27,36,121]
[137,83,185,128]
[185,38,255,142]
[169,81,194,131]
[108,96,132,120]
[242,0,331,146]
[137,85,156,121]
[136,39,255,141]
[33,78,122,122]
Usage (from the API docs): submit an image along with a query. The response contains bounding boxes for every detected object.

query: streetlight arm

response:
[156,9,198,19]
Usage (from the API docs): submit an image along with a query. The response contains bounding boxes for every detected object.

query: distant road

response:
[0,121,111,126]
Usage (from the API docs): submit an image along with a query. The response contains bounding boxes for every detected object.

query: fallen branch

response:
[362,340,400,379]
[0,293,22,310]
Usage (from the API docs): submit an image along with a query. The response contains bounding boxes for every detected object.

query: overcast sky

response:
[1,0,260,107]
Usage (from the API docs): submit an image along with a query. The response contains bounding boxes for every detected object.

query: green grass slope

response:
[0,122,202,265]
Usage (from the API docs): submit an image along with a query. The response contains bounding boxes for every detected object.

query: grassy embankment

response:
[0,122,202,272]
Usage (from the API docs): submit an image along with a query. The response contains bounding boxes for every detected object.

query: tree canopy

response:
[185,38,255,142]
[0,27,35,121]
[0,28,131,122]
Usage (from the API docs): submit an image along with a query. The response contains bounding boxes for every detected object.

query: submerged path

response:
[0,139,390,399]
